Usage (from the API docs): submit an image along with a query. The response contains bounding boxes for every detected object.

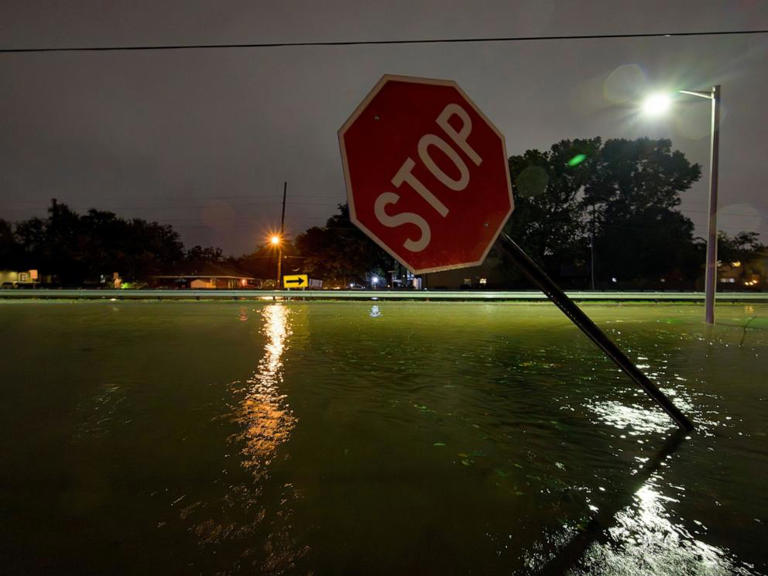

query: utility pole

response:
[590,203,597,291]
[277,181,287,288]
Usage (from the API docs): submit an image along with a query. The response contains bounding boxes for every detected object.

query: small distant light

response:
[567,154,587,167]
[731,261,741,267]
[611,277,618,283]
[270,235,280,246]
[479,277,487,285]
[371,275,379,285]
[642,93,672,116]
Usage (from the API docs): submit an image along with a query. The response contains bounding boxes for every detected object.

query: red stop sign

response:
[339,75,514,274]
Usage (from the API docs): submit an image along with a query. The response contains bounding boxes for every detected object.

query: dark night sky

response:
[2,1,767,255]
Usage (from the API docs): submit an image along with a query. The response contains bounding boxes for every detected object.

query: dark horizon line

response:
[2,29,768,54]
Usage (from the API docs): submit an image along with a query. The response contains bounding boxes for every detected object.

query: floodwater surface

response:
[0,300,766,575]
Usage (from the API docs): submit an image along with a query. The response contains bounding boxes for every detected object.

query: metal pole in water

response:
[677,85,721,324]
[500,233,694,432]
[704,85,721,325]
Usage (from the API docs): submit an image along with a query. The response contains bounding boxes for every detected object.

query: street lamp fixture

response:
[641,85,721,324]
[268,233,283,288]
[641,93,672,117]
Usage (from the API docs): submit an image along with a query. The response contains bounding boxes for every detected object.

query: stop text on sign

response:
[376,103,482,253]
[339,75,514,274]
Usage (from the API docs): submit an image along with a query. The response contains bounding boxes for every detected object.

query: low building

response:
[0,269,40,288]
[150,262,258,289]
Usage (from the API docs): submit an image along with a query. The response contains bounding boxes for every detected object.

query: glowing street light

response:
[641,92,672,116]
[641,85,721,324]
[268,233,283,288]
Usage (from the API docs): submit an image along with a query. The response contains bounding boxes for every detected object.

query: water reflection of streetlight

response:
[237,303,296,477]
[641,86,721,324]
[187,303,301,570]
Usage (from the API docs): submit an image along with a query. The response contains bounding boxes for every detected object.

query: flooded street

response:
[1,300,766,574]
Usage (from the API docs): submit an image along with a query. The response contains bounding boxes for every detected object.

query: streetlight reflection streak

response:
[237,304,296,478]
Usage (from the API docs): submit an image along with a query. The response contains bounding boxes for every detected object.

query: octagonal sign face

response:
[339,75,514,274]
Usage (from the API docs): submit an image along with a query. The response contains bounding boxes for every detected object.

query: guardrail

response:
[1,289,767,301]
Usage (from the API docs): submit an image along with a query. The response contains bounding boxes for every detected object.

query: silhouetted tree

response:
[183,245,225,275]
[9,200,184,285]
[584,138,702,287]
[504,138,601,287]
[295,204,390,286]
[0,219,22,269]
[504,138,702,289]
[717,231,766,265]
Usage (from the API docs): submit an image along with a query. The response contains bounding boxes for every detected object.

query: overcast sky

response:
[2,0,767,255]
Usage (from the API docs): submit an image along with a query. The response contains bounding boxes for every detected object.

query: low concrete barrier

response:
[1,289,767,302]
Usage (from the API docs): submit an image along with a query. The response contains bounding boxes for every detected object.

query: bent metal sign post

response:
[338,75,693,432]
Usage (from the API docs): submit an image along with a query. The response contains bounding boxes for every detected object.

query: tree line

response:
[1,137,764,289]
[296,137,765,289]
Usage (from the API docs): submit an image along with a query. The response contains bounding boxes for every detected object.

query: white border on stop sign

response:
[338,74,514,275]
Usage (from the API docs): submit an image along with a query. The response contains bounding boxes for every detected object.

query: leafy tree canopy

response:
[718,231,766,266]
[295,204,390,286]
[504,137,705,288]
[4,200,184,285]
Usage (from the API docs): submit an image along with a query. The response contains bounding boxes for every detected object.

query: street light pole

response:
[680,86,720,324]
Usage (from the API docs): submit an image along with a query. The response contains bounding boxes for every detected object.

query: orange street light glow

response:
[270,235,281,246]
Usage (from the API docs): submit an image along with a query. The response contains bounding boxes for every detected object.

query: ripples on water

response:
[530,308,766,576]
[0,301,766,575]
[175,304,309,573]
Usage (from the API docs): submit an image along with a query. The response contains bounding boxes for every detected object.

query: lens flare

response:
[567,154,587,167]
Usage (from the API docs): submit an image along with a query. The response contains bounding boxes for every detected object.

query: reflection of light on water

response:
[526,472,759,576]
[187,304,306,572]
[585,383,724,437]
[585,400,672,436]
[236,304,297,477]
[573,475,757,575]
[73,383,128,440]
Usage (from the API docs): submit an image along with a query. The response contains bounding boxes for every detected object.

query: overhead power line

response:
[2,29,767,54]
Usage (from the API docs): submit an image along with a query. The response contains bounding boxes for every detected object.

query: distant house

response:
[151,262,258,289]
[426,259,506,290]
[0,269,40,288]
[718,254,767,291]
